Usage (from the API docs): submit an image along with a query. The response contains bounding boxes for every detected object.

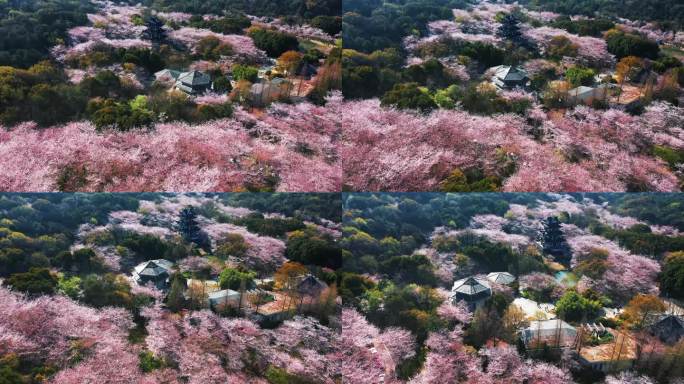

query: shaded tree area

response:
[225,193,342,222]
[286,227,341,269]
[247,27,299,57]
[661,251,684,299]
[342,0,473,53]
[608,193,684,231]
[591,222,684,257]
[234,213,306,238]
[177,206,210,250]
[550,16,615,37]
[0,62,159,128]
[605,29,660,59]
[520,0,684,29]
[0,0,94,68]
[147,0,341,21]
[496,14,536,51]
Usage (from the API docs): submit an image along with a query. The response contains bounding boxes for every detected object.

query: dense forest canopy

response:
[340,192,684,382]
[521,0,684,29]
[0,193,342,382]
[0,0,94,67]
[145,0,341,21]
[342,0,473,53]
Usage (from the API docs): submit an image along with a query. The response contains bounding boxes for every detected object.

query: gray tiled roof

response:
[452,276,491,296]
[178,70,211,86]
[133,259,173,278]
[487,272,516,284]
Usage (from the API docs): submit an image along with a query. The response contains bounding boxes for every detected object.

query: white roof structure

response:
[487,272,516,285]
[208,289,241,307]
[568,84,614,103]
[512,297,556,320]
[154,69,181,82]
[521,319,577,349]
[452,276,491,296]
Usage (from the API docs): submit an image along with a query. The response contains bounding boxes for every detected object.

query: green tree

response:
[232,64,259,82]
[6,268,57,296]
[54,248,105,273]
[247,28,299,57]
[215,233,249,259]
[606,29,660,59]
[555,290,601,322]
[81,273,132,308]
[286,228,341,269]
[565,66,596,87]
[57,275,82,299]
[661,252,684,299]
[219,267,256,290]
[212,76,232,93]
[380,83,437,112]
[166,273,186,312]
[196,36,233,60]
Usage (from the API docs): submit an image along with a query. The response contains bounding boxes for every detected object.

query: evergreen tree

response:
[178,206,202,245]
[143,16,167,45]
[539,216,571,264]
[496,14,536,51]
[166,274,186,312]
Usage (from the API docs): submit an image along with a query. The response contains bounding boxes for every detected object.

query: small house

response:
[154,69,213,95]
[650,314,684,345]
[154,69,181,83]
[132,259,174,289]
[175,70,213,95]
[208,289,242,310]
[579,329,637,373]
[296,275,328,297]
[487,272,516,285]
[568,84,613,105]
[489,65,529,90]
[249,78,292,105]
[451,276,492,310]
[521,319,577,350]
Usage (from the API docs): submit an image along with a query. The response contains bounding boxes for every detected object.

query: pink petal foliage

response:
[524,26,614,66]
[143,307,338,383]
[339,98,682,192]
[249,15,336,41]
[344,306,572,384]
[0,286,173,384]
[201,222,286,271]
[0,101,341,192]
[341,308,415,382]
[168,27,266,59]
[566,233,660,300]
[155,12,193,24]
[436,299,473,324]
[519,272,565,300]
[605,371,655,384]
[194,92,230,106]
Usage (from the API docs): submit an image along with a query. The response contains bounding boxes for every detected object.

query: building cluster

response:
[450,267,684,375]
[130,258,328,324]
[488,64,656,109]
[153,59,317,105]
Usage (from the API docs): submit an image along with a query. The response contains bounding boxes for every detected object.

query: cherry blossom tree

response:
[0,101,342,192]
[436,299,473,324]
[339,96,682,192]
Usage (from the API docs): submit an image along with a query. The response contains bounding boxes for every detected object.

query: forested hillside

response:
[524,0,684,29]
